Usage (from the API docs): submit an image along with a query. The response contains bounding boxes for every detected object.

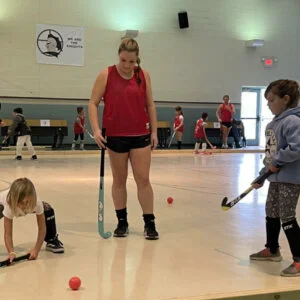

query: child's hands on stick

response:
[29,248,39,260]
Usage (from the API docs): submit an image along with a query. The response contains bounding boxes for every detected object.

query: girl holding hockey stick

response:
[71,106,88,150]
[194,112,216,154]
[173,106,184,149]
[250,79,300,277]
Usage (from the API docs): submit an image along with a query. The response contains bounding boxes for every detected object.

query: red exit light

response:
[261,57,278,68]
[264,58,273,66]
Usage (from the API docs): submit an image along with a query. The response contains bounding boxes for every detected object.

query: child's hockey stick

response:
[98,128,112,239]
[0,138,6,150]
[221,171,272,211]
[0,253,30,267]
[85,129,94,139]
[168,131,176,148]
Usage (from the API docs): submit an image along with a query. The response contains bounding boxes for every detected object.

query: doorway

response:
[241,87,273,146]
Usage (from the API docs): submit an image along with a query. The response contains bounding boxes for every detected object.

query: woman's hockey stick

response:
[98,128,112,239]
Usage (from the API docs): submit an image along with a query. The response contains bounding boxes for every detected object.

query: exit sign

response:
[261,57,278,68]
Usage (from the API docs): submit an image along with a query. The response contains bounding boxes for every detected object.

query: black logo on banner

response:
[37,29,63,58]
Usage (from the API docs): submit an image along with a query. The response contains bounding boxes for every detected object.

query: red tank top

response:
[194,119,205,139]
[221,103,233,122]
[102,65,150,136]
[74,116,84,134]
[174,115,184,132]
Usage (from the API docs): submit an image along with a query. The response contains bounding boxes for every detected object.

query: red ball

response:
[69,277,81,290]
[167,197,173,204]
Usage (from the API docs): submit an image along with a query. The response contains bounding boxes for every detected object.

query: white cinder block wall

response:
[1,0,300,103]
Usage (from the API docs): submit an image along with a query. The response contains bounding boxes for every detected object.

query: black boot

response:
[143,214,159,240]
[114,208,129,237]
[177,141,182,149]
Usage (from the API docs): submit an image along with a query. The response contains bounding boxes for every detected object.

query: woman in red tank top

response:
[216,95,235,148]
[88,38,159,240]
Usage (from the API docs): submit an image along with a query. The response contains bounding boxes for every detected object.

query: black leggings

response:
[74,133,84,141]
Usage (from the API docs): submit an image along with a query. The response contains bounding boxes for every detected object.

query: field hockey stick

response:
[0,253,30,267]
[98,128,111,239]
[221,171,272,211]
[85,129,94,139]
[206,138,216,150]
[0,138,6,151]
[168,131,176,148]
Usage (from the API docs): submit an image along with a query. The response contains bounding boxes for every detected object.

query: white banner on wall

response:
[36,24,84,66]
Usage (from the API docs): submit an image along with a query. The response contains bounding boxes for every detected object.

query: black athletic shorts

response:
[106,134,151,153]
[221,122,232,128]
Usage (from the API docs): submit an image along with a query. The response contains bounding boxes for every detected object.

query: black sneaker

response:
[16,156,22,160]
[144,220,159,240]
[113,220,129,237]
[46,236,64,253]
[31,155,37,160]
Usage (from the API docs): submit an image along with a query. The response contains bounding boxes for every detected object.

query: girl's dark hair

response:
[13,107,23,114]
[265,79,300,108]
[118,38,141,86]
[175,106,183,115]
[202,112,208,119]
[77,106,84,114]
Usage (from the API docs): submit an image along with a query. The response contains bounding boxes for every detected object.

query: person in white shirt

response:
[0,178,64,262]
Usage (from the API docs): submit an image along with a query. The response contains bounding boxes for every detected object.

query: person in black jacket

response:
[232,119,247,148]
[5,108,37,160]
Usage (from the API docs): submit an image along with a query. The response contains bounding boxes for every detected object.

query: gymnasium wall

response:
[0,0,299,144]
[1,0,300,103]
[0,99,240,145]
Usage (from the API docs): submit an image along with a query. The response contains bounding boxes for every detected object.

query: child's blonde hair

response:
[7,178,37,215]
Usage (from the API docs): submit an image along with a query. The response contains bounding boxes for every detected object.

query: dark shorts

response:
[106,135,151,153]
[221,122,232,128]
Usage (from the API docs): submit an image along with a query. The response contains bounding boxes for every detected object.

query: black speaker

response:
[178,11,189,29]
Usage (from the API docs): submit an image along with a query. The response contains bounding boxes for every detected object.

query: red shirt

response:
[174,115,184,132]
[74,115,84,134]
[102,65,150,136]
[194,118,205,139]
[221,103,233,122]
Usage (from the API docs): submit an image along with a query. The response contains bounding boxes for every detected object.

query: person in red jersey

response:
[72,107,87,150]
[194,112,216,154]
[88,38,159,240]
[216,95,235,148]
[173,106,184,149]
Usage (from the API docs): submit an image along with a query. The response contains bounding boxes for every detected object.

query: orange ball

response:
[69,277,81,291]
[167,197,173,204]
